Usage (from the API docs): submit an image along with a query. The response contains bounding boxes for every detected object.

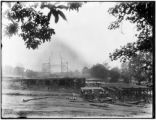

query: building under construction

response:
[3,76,86,91]
[42,55,69,76]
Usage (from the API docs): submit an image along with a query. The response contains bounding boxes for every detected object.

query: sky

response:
[2,2,138,72]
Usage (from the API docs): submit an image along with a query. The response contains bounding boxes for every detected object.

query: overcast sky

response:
[2,2,137,71]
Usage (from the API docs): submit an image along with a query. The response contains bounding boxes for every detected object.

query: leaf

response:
[57,5,68,10]
[40,2,45,9]
[5,22,18,37]
[68,2,82,11]
[40,2,55,10]
[55,14,59,23]
[53,11,59,23]
[57,10,67,21]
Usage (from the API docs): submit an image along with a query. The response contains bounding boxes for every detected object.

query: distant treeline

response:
[82,62,151,85]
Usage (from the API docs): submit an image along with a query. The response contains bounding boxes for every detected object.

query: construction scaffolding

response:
[42,54,69,74]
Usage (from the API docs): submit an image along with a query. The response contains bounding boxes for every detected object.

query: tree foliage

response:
[82,67,89,74]
[90,64,109,79]
[25,69,38,78]
[108,2,154,61]
[14,66,25,76]
[128,52,153,84]
[109,67,120,83]
[83,64,121,83]
[120,52,152,84]
[3,2,84,49]
[108,2,154,83]
[121,62,132,83]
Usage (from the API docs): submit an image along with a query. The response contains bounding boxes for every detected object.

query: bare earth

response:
[2,89,153,118]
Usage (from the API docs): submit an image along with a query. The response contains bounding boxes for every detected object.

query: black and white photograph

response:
[1,1,155,118]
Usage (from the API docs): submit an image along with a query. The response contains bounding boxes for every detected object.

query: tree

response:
[121,62,132,83]
[25,69,38,78]
[14,66,25,77]
[90,64,109,79]
[82,67,89,74]
[109,67,120,83]
[82,66,91,78]
[128,52,152,84]
[108,2,154,60]
[3,2,84,49]
[120,52,152,84]
[108,2,154,83]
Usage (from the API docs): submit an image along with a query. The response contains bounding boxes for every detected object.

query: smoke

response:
[35,37,89,72]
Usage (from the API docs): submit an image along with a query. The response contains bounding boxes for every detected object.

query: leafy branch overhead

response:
[108,2,154,62]
[4,2,84,49]
[108,2,154,83]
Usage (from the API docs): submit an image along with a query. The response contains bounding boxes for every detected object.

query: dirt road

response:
[2,89,153,118]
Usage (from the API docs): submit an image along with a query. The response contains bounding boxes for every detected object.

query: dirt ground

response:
[2,88,153,118]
